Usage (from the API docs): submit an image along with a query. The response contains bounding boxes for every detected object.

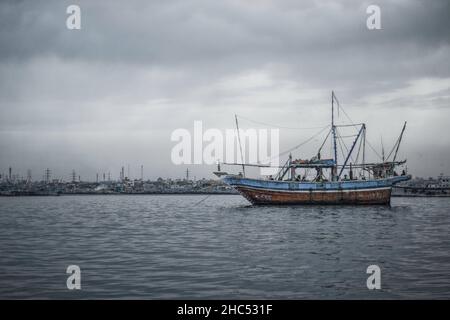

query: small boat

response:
[215,91,411,205]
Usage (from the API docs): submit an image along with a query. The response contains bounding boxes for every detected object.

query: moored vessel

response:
[215,91,411,205]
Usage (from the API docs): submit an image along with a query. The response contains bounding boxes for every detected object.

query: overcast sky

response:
[0,0,449,181]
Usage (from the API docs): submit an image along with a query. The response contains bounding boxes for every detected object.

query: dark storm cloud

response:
[1,0,449,76]
[0,0,449,179]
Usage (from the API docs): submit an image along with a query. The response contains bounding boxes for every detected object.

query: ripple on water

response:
[0,195,449,299]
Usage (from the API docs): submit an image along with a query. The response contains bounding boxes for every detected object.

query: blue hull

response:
[222,175,412,205]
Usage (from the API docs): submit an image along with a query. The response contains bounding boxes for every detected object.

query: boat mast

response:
[235,114,246,177]
[331,91,338,181]
[393,121,407,162]
[338,124,365,179]
[362,125,366,178]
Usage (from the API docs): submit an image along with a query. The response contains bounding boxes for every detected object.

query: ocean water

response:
[0,195,449,299]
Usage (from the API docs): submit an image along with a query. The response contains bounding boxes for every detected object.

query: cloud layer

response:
[0,0,449,180]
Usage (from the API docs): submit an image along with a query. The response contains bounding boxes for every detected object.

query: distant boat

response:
[393,174,450,197]
[215,91,411,205]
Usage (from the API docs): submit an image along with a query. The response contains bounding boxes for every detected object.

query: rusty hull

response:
[235,186,392,205]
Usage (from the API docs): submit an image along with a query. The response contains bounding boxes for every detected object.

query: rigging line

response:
[235,114,246,176]
[392,122,407,162]
[333,92,341,118]
[385,122,407,161]
[333,92,341,108]
[331,93,360,133]
[336,129,355,164]
[333,101,383,161]
[386,132,402,160]
[276,125,331,159]
[331,98,366,145]
[386,140,398,161]
[334,123,364,127]
[338,128,355,162]
[317,128,332,155]
[193,194,212,206]
[260,125,331,164]
[236,114,329,130]
[337,102,358,131]
[329,134,333,160]
[354,134,363,165]
[366,139,383,160]
[336,132,347,165]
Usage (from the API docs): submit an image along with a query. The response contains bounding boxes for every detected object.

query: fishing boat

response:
[214,91,411,205]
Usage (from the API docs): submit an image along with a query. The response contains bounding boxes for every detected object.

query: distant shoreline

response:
[0,192,239,197]
[2,193,449,198]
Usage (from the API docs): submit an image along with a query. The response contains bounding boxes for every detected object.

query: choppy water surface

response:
[0,195,449,299]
